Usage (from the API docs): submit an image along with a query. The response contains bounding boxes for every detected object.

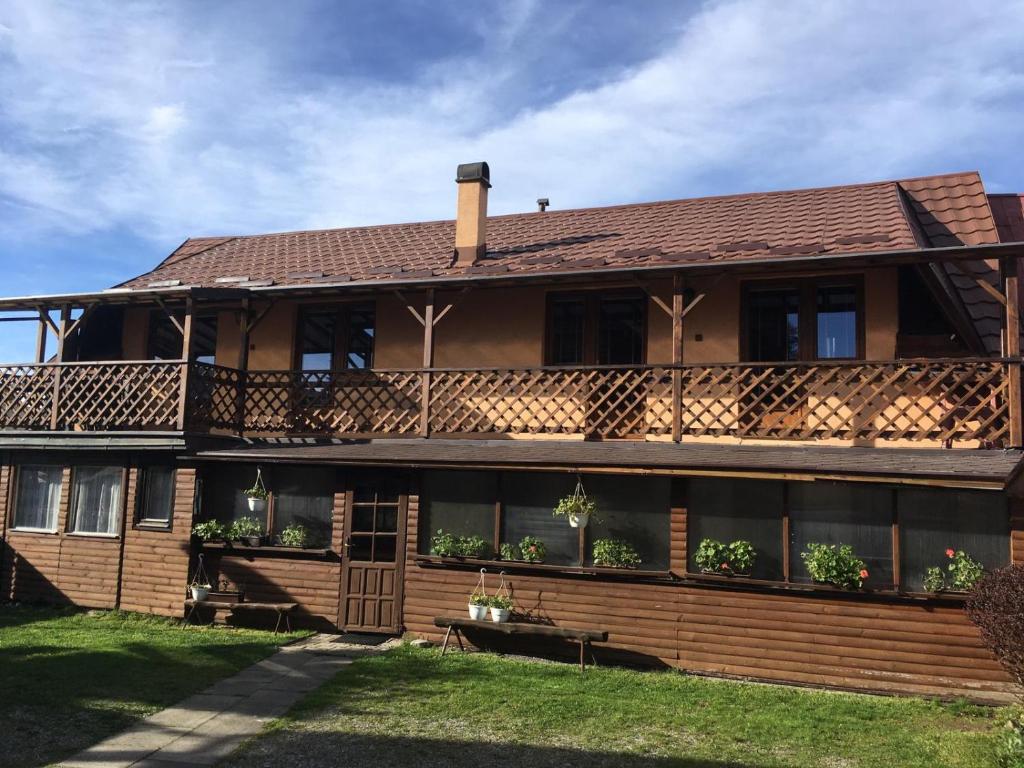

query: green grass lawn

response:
[0,605,307,768]
[225,645,1004,768]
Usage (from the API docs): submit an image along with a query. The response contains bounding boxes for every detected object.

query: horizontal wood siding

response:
[1011,496,1024,567]
[403,490,1019,703]
[119,467,196,617]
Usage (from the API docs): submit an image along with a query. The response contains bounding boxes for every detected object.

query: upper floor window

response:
[296,304,376,372]
[545,292,646,366]
[745,278,862,362]
[191,315,218,365]
[12,465,62,531]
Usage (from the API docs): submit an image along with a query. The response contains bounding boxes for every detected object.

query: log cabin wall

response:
[402,481,1020,703]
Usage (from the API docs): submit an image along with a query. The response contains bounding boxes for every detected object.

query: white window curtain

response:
[13,465,62,530]
[70,467,123,535]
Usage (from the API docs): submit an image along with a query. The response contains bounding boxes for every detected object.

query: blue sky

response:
[1,0,1023,361]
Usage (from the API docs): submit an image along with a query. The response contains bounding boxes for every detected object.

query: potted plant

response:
[801,543,868,589]
[243,482,269,513]
[553,478,597,528]
[489,594,512,623]
[499,542,519,561]
[694,538,729,574]
[208,578,245,604]
[231,516,264,547]
[518,536,546,563]
[924,548,985,593]
[454,535,493,559]
[727,540,756,576]
[468,593,489,620]
[280,523,309,548]
[191,520,228,543]
[592,538,641,569]
[430,529,458,557]
[190,582,211,602]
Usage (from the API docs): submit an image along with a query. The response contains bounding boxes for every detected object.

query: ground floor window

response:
[419,470,671,570]
[69,466,124,535]
[687,478,1009,593]
[136,465,176,528]
[12,465,62,531]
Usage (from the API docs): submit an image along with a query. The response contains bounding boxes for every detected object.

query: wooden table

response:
[184,599,298,633]
[433,616,609,672]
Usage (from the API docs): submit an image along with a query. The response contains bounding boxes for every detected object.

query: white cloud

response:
[0,0,1022,251]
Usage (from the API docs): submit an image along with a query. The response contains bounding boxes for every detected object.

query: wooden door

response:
[340,474,406,633]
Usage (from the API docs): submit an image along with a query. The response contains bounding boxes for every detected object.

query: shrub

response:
[499,542,519,561]
[997,706,1024,767]
[230,516,264,539]
[801,543,868,589]
[593,538,641,569]
[279,524,309,547]
[518,536,546,563]
[430,530,458,557]
[694,538,729,573]
[965,564,1024,691]
[191,520,228,542]
[727,540,756,574]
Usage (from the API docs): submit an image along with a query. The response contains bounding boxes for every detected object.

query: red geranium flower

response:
[946,548,955,558]
[859,569,869,579]
[721,563,730,570]
[528,546,537,552]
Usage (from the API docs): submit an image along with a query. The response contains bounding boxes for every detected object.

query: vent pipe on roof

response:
[537,198,550,212]
[454,161,490,267]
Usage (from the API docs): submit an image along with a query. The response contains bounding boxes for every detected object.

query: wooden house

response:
[2,164,1024,701]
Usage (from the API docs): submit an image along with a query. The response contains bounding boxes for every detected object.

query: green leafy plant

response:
[923,566,946,593]
[489,594,513,611]
[694,538,729,573]
[243,483,269,500]
[455,535,493,559]
[998,706,1024,768]
[191,520,228,542]
[518,536,546,563]
[230,516,264,539]
[279,524,309,547]
[727,540,756,575]
[469,593,490,607]
[592,538,641,569]
[430,529,458,557]
[801,543,868,589]
[553,479,598,524]
[499,542,519,561]
[946,548,984,591]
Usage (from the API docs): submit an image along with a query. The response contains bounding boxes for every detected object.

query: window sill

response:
[8,527,58,535]
[414,555,673,581]
[200,542,334,560]
[134,522,172,532]
[679,572,968,603]
[66,532,120,540]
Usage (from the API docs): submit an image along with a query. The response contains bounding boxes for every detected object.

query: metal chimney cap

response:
[536,198,550,212]
[456,162,491,187]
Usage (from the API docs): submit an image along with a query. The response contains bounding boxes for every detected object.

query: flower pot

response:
[489,606,511,623]
[568,511,590,529]
[247,497,266,513]
[243,535,262,547]
[191,585,210,602]
[468,603,488,620]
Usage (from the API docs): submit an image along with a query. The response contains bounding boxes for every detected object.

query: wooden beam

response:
[49,305,71,430]
[176,298,195,431]
[154,298,185,335]
[432,287,472,327]
[420,289,435,437]
[681,274,726,318]
[394,290,426,327]
[975,275,1007,307]
[237,298,251,370]
[35,317,47,363]
[37,308,58,336]
[671,274,684,443]
[246,300,276,334]
[1004,259,1021,446]
[65,304,96,337]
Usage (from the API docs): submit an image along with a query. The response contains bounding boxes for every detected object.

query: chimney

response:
[454,161,490,266]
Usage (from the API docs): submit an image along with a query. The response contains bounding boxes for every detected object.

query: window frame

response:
[10,464,64,533]
[684,478,1010,599]
[66,464,127,538]
[741,275,865,362]
[543,289,648,367]
[134,465,177,531]
[293,301,377,372]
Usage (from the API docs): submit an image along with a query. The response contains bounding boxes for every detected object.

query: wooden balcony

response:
[0,358,1018,446]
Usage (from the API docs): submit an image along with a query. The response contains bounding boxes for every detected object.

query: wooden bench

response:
[433,616,609,672]
[184,600,298,634]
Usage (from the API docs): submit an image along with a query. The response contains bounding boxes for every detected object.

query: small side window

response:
[137,466,176,529]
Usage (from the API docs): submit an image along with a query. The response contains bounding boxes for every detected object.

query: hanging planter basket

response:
[187,554,212,602]
[489,571,513,623]
[553,476,597,529]
[243,468,269,513]
[468,568,489,620]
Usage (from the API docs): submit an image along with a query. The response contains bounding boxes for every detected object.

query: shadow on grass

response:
[232,731,767,768]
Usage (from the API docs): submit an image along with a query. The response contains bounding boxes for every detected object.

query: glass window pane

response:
[374,534,397,562]
[351,506,375,532]
[748,288,800,362]
[300,311,335,371]
[898,488,1009,592]
[548,298,585,365]
[687,478,784,580]
[191,315,218,365]
[272,466,334,548]
[376,505,398,533]
[789,482,893,588]
[502,472,579,566]
[597,296,645,365]
[585,475,670,570]
[817,286,857,359]
[200,464,262,526]
[13,465,62,531]
[139,466,175,526]
[70,466,123,535]
[419,471,496,552]
[350,534,373,561]
[346,304,375,370]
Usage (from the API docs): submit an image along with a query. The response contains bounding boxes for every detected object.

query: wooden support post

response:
[176,298,195,431]
[1005,259,1022,446]
[671,274,684,443]
[49,305,71,430]
[235,298,251,434]
[420,289,435,438]
[35,315,48,363]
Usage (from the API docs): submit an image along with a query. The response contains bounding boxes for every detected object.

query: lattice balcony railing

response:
[0,358,1015,445]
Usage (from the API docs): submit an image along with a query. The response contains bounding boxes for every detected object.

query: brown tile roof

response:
[118,170,1012,352]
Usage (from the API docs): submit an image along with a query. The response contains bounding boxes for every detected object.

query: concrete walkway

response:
[59,633,395,768]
